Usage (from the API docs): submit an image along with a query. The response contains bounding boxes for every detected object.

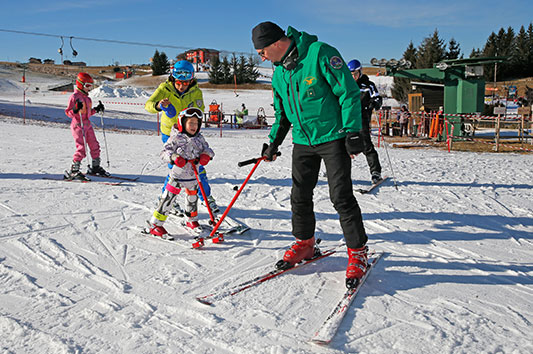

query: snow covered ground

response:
[0,66,532,353]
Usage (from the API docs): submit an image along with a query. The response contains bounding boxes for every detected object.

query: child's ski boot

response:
[87,158,111,177]
[64,161,90,181]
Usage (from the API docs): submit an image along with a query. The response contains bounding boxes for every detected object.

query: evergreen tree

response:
[208,55,223,84]
[483,27,517,80]
[513,25,529,77]
[151,50,169,76]
[416,29,446,68]
[235,55,247,84]
[245,55,260,83]
[391,41,417,104]
[220,56,232,84]
[482,32,498,80]
[527,22,533,76]
[469,48,482,58]
[446,38,461,59]
[403,41,418,67]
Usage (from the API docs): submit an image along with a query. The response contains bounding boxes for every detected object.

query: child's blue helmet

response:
[171,60,194,80]
[347,59,362,72]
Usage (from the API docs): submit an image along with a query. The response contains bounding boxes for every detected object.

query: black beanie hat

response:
[252,21,285,49]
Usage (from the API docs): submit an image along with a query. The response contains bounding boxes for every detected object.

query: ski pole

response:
[380,134,399,190]
[189,160,216,225]
[99,103,110,168]
[209,149,282,239]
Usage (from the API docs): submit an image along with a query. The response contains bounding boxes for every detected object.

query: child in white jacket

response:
[146,107,214,238]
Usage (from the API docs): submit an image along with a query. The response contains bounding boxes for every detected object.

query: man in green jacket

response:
[252,21,368,289]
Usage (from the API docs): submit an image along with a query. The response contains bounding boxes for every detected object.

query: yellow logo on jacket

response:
[304,76,316,86]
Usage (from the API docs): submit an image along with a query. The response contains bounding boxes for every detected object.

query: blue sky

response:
[1,0,532,67]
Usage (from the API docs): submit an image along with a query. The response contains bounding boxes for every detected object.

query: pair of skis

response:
[190,215,250,248]
[141,213,250,248]
[195,242,382,345]
[43,174,138,186]
[179,215,250,248]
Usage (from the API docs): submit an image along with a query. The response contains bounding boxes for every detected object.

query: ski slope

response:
[0,67,532,353]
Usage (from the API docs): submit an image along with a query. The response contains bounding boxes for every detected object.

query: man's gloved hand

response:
[73,100,83,114]
[261,142,279,161]
[345,132,365,156]
[171,153,187,168]
[371,98,382,111]
[94,100,105,113]
[198,153,211,166]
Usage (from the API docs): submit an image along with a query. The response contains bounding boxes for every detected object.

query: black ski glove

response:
[94,100,105,113]
[371,97,383,111]
[345,132,365,156]
[73,99,83,114]
[262,142,279,161]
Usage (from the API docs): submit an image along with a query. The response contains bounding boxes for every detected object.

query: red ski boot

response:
[276,236,317,270]
[346,246,368,289]
[186,221,201,230]
[185,221,203,236]
[144,224,173,240]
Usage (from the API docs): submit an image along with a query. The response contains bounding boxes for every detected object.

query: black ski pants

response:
[291,139,367,249]
[361,113,382,176]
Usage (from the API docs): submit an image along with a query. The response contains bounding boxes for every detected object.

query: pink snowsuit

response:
[65,90,100,162]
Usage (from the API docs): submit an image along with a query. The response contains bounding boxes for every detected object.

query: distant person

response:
[235,104,247,126]
[347,59,383,184]
[145,107,214,237]
[64,72,108,181]
[145,60,219,213]
[397,105,411,137]
[236,103,250,127]
[252,21,369,289]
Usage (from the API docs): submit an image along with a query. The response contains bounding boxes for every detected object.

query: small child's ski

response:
[177,220,242,248]
[355,176,389,194]
[168,212,250,248]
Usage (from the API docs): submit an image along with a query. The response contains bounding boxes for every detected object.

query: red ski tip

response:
[196,297,213,306]
[192,238,205,248]
[212,233,224,243]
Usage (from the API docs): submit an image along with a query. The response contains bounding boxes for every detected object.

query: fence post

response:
[495,115,501,152]
[377,111,382,148]
[520,115,524,145]
[450,124,454,151]
[23,88,27,125]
